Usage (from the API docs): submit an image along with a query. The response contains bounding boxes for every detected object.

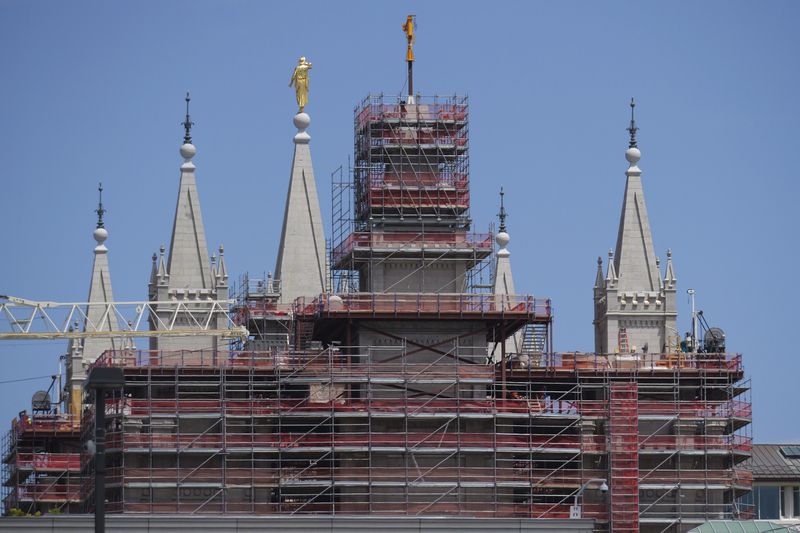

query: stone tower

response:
[274,112,328,304]
[148,94,228,353]
[594,101,678,354]
[66,184,121,415]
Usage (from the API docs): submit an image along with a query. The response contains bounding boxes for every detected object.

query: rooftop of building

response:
[747,444,800,481]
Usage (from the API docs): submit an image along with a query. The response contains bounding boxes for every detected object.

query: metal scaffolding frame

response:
[38,346,751,530]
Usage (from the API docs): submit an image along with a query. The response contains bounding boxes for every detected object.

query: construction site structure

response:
[1,25,751,533]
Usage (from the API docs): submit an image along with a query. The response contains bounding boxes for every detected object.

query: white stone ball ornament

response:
[625,147,641,164]
[495,231,510,249]
[293,112,311,130]
[93,227,108,245]
[294,113,311,144]
[180,142,197,161]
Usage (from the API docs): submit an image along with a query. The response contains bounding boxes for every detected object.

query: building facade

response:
[3,67,751,533]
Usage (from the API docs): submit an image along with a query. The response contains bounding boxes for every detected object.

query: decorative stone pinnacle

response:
[498,187,507,233]
[182,92,194,145]
[597,256,603,266]
[627,97,638,149]
[95,182,106,229]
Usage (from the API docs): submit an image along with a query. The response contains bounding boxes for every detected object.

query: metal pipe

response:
[94,389,106,533]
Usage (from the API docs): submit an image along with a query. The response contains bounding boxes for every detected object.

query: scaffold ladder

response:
[618,327,630,354]
[610,382,639,532]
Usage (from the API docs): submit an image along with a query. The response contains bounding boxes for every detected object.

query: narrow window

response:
[793,486,800,518]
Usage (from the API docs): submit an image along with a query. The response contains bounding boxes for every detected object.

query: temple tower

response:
[148,94,228,352]
[66,184,120,415]
[274,112,328,304]
[489,188,522,360]
[594,100,678,354]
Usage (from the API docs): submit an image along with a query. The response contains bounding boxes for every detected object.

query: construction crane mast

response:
[402,14,416,98]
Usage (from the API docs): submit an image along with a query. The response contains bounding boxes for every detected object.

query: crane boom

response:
[0,295,249,340]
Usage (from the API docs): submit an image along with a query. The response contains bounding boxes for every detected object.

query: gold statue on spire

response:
[289,56,312,113]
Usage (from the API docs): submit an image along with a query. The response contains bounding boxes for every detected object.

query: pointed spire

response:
[664,248,677,288]
[82,186,119,365]
[498,187,508,233]
[95,182,106,229]
[606,249,617,285]
[167,95,212,290]
[156,244,168,283]
[182,92,194,145]
[614,100,659,292]
[491,207,521,359]
[594,256,604,290]
[656,256,664,290]
[217,244,228,282]
[149,252,158,286]
[274,111,327,303]
[627,97,638,149]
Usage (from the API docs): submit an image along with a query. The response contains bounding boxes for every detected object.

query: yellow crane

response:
[402,15,417,97]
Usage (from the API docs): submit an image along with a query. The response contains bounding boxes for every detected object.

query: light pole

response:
[570,478,609,519]
[687,288,697,351]
[85,367,124,533]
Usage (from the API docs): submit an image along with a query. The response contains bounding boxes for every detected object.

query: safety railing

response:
[11,483,82,501]
[295,293,549,319]
[356,95,468,129]
[638,468,753,485]
[533,351,744,372]
[107,430,601,452]
[11,414,81,438]
[14,453,81,471]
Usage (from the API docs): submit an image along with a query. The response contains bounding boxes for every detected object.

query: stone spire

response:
[274,112,327,303]
[149,95,224,353]
[613,99,660,292]
[166,93,212,290]
[82,182,119,363]
[68,183,120,415]
[490,188,522,360]
[593,100,678,355]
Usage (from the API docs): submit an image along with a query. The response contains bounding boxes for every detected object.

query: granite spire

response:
[593,101,678,354]
[274,111,327,303]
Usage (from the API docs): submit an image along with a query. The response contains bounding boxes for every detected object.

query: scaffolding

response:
[331,94,492,295]
[1,413,82,514]
[73,347,750,529]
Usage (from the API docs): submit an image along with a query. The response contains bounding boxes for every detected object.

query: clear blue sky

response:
[1,1,797,442]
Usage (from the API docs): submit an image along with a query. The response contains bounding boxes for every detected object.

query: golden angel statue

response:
[289,56,312,113]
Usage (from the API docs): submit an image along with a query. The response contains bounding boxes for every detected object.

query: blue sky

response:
[1,1,797,442]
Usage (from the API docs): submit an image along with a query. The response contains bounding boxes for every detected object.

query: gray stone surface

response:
[81,230,120,366]
[594,147,678,354]
[274,113,327,304]
[149,142,227,353]
[489,233,522,360]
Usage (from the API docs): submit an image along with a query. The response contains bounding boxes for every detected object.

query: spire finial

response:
[627,97,638,148]
[498,187,508,233]
[182,92,194,145]
[95,182,106,229]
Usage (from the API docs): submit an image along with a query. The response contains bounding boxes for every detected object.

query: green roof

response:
[689,521,800,532]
